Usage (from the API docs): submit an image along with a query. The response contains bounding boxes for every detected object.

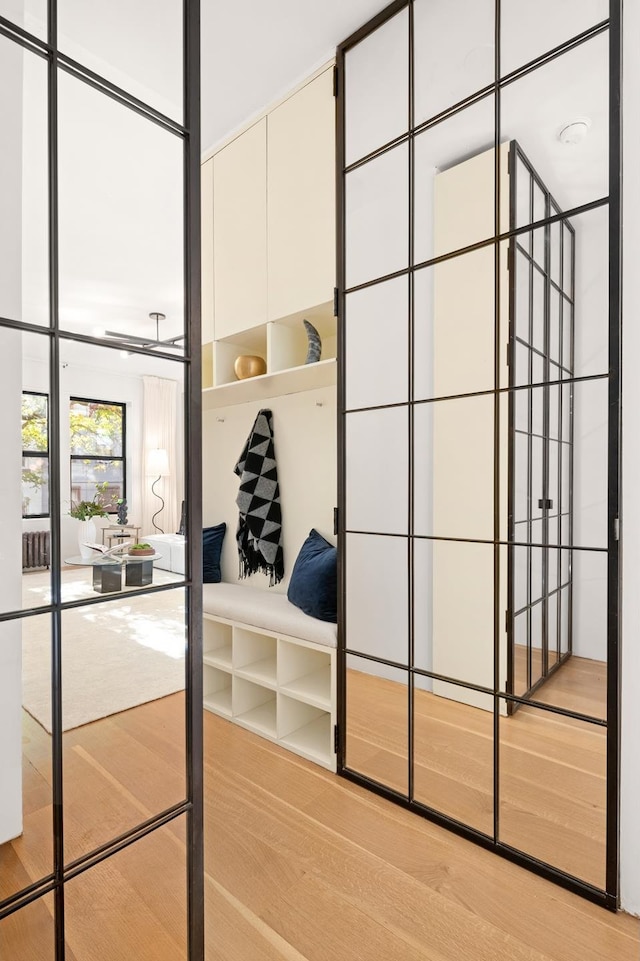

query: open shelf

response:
[280,713,332,767]
[279,666,331,710]
[203,666,233,718]
[236,699,277,738]
[204,645,232,671]
[202,357,336,410]
[235,655,278,688]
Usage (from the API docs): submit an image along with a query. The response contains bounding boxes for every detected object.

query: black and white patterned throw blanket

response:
[233,408,284,586]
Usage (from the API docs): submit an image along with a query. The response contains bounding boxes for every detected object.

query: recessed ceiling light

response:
[558,118,591,145]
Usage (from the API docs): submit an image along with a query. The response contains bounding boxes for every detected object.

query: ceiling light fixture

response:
[558,118,591,146]
[104,311,185,352]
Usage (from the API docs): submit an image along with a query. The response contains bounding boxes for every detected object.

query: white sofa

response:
[143,534,185,575]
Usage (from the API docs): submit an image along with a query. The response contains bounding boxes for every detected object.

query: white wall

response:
[0,34,25,845]
[0,329,25,845]
[202,385,336,593]
[620,0,640,917]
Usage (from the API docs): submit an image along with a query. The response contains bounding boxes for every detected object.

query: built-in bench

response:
[202,582,337,770]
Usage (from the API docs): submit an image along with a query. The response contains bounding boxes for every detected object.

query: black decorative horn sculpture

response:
[303,319,322,364]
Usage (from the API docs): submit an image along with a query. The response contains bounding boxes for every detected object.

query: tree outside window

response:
[22,392,49,518]
[69,398,126,513]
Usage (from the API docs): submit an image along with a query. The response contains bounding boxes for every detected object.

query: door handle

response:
[538,498,553,510]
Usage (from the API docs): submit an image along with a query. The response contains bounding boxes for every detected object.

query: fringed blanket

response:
[234,408,284,586]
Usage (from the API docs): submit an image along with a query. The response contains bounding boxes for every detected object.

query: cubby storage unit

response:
[202,613,337,771]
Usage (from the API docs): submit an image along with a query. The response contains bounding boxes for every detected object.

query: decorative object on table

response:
[127,542,155,557]
[146,447,170,534]
[233,354,267,380]
[203,522,226,583]
[69,486,109,560]
[303,318,322,364]
[176,499,186,536]
[288,529,337,623]
[116,498,128,525]
[234,408,284,587]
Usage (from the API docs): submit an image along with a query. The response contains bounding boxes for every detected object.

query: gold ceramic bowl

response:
[234,355,267,380]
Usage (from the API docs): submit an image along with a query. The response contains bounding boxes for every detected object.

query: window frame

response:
[69,395,127,514]
[22,389,50,520]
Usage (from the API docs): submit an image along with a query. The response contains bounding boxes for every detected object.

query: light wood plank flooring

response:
[346,655,608,887]
[1,668,637,961]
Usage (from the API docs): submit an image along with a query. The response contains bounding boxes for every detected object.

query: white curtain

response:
[141,376,180,536]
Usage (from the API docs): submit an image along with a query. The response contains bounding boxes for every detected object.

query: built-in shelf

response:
[202,357,336,410]
[279,666,331,711]
[236,699,277,738]
[235,655,278,688]
[204,646,232,671]
[280,714,331,765]
[204,687,232,717]
[202,613,336,770]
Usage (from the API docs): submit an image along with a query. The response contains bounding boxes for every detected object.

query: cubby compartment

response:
[233,677,277,737]
[278,694,332,766]
[233,628,277,687]
[213,324,268,387]
[203,664,232,717]
[203,617,233,670]
[278,639,332,710]
[267,303,337,373]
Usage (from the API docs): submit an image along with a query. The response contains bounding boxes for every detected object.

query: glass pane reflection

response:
[0,614,53,903]
[346,654,408,796]
[414,684,493,835]
[63,588,186,863]
[64,817,188,960]
[500,699,606,888]
[0,35,49,327]
[57,71,184,349]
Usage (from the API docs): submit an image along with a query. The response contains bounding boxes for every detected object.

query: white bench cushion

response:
[202,582,337,648]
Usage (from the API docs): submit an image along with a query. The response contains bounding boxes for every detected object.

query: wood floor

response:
[1,670,638,961]
[346,655,608,887]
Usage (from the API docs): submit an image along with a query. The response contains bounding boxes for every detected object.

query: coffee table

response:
[64,553,163,594]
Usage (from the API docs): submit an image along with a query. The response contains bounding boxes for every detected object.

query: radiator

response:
[22,530,50,570]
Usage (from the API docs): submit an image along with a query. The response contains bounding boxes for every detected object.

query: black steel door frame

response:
[506,140,576,711]
[0,2,204,956]
[335,0,622,911]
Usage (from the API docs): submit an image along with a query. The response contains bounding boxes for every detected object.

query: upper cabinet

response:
[267,68,336,322]
[213,118,268,340]
[203,65,336,369]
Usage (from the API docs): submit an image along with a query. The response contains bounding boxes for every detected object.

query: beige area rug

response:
[21,568,186,733]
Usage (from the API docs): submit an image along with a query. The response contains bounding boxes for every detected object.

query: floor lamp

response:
[147,448,170,534]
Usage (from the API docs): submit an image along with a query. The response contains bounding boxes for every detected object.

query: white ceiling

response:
[6,0,608,362]
[200,0,387,153]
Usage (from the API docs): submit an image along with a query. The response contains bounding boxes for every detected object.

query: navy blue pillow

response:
[287,529,337,623]
[203,523,226,583]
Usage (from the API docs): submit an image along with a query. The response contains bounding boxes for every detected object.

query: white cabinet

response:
[203,614,336,771]
[202,65,337,403]
[213,119,268,339]
[267,68,336,321]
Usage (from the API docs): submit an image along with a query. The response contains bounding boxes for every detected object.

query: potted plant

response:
[127,542,154,557]
[69,483,111,559]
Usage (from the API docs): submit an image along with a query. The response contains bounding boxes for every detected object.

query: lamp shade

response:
[147,447,169,477]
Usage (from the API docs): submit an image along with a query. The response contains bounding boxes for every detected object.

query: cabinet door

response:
[267,68,335,322]
[213,119,267,338]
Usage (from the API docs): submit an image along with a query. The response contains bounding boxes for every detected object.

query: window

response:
[22,391,49,518]
[69,397,126,513]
